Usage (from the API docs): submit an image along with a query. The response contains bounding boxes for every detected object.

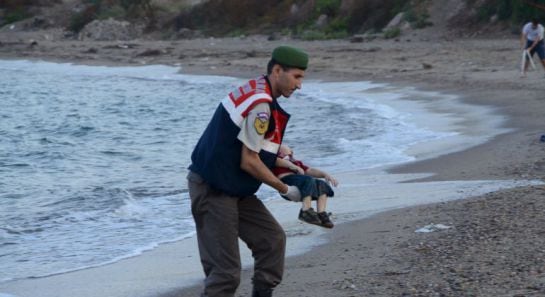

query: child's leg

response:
[316,194,327,213]
[316,194,334,228]
[301,196,312,210]
[299,196,321,225]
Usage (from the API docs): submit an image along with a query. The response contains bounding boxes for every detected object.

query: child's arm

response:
[275,157,305,174]
[305,167,339,187]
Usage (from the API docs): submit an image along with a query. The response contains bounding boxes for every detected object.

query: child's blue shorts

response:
[280,174,334,202]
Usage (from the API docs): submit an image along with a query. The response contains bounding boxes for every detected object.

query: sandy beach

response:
[2,22,545,297]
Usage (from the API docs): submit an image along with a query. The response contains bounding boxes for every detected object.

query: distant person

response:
[273,144,338,228]
[520,18,545,77]
[187,46,308,297]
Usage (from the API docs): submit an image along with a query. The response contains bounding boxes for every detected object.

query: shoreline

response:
[4,59,537,297]
[2,35,545,297]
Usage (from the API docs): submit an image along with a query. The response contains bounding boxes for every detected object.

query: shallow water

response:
[0,60,455,282]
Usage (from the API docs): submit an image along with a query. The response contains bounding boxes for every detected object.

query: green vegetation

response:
[68,0,155,32]
[390,0,432,29]
[404,9,432,29]
[2,7,31,25]
[226,28,247,38]
[0,0,36,26]
[175,0,394,39]
[8,0,544,40]
[97,5,125,20]
[300,30,328,40]
[69,5,97,32]
[472,0,545,23]
[383,27,401,39]
[315,0,342,16]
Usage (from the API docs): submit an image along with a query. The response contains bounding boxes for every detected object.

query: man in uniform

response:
[521,18,545,76]
[187,45,308,297]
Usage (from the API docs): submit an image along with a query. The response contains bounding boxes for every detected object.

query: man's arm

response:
[237,102,299,200]
[241,145,288,193]
[531,38,539,50]
[237,102,286,191]
[521,32,528,49]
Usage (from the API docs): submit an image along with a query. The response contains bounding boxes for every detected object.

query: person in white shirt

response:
[520,19,545,76]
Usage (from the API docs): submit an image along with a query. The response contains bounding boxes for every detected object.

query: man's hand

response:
[280,185,301,201]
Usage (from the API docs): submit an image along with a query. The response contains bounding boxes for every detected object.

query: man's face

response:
[532,22,538,29]
[275,66,305,98]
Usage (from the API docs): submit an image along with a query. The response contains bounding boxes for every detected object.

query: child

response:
[272,144,338,228]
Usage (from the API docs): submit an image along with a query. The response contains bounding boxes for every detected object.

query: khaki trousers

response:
[187,171,286,297]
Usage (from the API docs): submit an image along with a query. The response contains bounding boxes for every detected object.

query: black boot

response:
[251,287,273,297]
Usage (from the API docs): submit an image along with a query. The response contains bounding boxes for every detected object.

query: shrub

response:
[326,17,348,33]
[3,8,31,25]
[383,27,401,39]
[403,4,432,29]
[69,5,98,32]
[315,0,342,16]
[470,0,545,24]
[97,5,125,20]
[300,29,328,40]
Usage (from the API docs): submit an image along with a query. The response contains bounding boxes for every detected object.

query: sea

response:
[0,60,457,283]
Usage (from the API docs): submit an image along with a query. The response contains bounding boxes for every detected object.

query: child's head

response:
[278,144,293,158]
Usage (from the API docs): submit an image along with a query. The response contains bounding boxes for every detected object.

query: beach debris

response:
[333,279,358,290]
[246,50,258,58]
[83,47,98,54]
[342,282,357,290]
[136,49,162,57]
[267,32,282,41]
[415,223,452,233]
[176,28,203,39]
[422,62,433,69]
[540,134,545,142]
[28,39,38,48]
[382,270,410,276]
[102,43,138,50]
[350,35,364,43]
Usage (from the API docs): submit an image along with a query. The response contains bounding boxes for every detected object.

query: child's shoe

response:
[298,208,321,226]
[317,211,334,229]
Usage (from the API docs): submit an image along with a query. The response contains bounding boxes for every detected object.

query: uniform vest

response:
[189,76,290,197]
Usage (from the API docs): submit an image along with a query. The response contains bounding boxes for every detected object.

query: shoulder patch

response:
[254,112,269,135]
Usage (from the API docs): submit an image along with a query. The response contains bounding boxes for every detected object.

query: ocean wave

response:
[0,163,30,168]
[0,226,43,235]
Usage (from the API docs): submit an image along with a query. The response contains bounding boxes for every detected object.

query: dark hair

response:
[532,18,538,25]
[267,59,293,74]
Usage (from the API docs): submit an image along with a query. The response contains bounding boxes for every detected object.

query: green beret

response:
[272,45,309,70]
